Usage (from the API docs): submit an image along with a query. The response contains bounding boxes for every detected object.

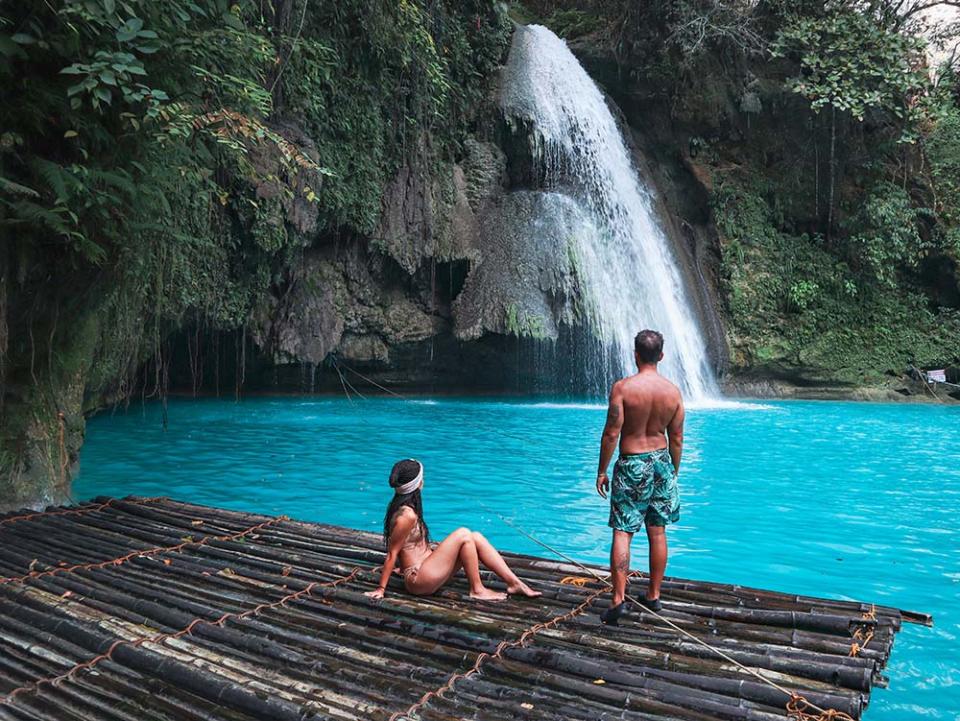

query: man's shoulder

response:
[662,376,682,398]
[645,374,682,407]
[609,376,630,396]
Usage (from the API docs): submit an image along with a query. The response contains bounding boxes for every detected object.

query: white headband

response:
[394,463,423,496]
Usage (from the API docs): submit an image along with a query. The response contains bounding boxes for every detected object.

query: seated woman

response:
[364,459,541,601]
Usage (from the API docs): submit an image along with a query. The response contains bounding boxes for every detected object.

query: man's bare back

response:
[596,365,685,500]
[613,371,684,460]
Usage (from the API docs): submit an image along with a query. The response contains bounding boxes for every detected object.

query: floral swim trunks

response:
[608,448,680,533]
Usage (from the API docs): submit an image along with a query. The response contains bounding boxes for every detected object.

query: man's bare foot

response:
[469,587,507,601]
[506,581,542,598]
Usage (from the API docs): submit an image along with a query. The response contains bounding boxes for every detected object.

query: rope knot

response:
[786,692,855,721]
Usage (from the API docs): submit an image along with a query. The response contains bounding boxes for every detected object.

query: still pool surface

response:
[75,397,959,719]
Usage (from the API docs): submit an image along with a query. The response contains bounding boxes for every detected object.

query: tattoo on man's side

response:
[607,404,621,424]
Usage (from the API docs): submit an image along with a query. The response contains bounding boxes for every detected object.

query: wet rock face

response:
[383,297,439,345]
[251,132,609,386]
[453,191,588,341]
[251,237,449,374]
[248,128,526,382]
[461,138,507,211]
[252,268,344,366]
[372,135,488,275]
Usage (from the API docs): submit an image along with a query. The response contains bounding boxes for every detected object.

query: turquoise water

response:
[75,397,959,719]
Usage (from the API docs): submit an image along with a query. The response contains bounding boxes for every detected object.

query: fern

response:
[87,168,137,197]
[0,176,40,198]
[32,159,77,204]
[5,200,74,237]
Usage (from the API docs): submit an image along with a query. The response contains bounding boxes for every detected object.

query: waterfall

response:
[499,25,719,400]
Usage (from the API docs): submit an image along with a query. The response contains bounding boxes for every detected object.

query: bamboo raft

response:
[0,497,931,721]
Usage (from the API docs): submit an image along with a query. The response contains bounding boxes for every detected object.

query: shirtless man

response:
[596,329,684,625]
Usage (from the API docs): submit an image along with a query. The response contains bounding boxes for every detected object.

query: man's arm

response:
[596,384,624,498]
[667,394,685,475]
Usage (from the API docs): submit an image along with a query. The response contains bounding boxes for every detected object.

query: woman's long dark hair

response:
[382,459,430,549]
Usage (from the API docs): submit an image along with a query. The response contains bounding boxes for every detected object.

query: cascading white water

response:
[500,25,719,400]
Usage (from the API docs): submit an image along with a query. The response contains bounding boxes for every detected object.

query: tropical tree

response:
[772,8,931,233]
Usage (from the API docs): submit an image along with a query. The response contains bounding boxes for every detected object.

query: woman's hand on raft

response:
[365,588,385,599]
[596,472,609,499]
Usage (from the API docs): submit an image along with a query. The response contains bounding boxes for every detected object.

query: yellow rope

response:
[849,604,877,656]
[559,575,594,587]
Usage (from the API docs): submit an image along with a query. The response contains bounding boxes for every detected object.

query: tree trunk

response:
[828,105,836,243]
[0,242,7,414]
[269,0,295,110]
[814,126,820,221]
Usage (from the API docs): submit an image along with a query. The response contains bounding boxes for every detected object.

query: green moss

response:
[280,1,511,234]
[713,176,960,383]
[505,303,550,340]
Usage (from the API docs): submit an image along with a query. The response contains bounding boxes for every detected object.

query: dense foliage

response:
[541,0,960,385]
[0,0,510,502]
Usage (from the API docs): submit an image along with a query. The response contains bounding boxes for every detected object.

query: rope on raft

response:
[0,514,289,585]
[0,495,165,529]
[0,566,363,704]
[849,605,877,657]
[559,575,595,587]
[390,585,609,721]
[483,504,857,721]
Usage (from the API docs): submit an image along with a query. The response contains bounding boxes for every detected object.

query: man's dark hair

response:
[635,329,664,364]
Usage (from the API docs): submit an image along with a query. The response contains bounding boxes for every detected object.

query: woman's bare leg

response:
[470,532,541,597]
[406,528,505,600]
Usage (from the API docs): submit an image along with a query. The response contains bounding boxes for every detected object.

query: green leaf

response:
[60,65,85,75]
[116,17,144,42]
[11,33,36,45]
[0,35,26,58]
[0,176,41,198]
[99,69,117,85]
[222,12,244,30]
[94,86,112,104]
